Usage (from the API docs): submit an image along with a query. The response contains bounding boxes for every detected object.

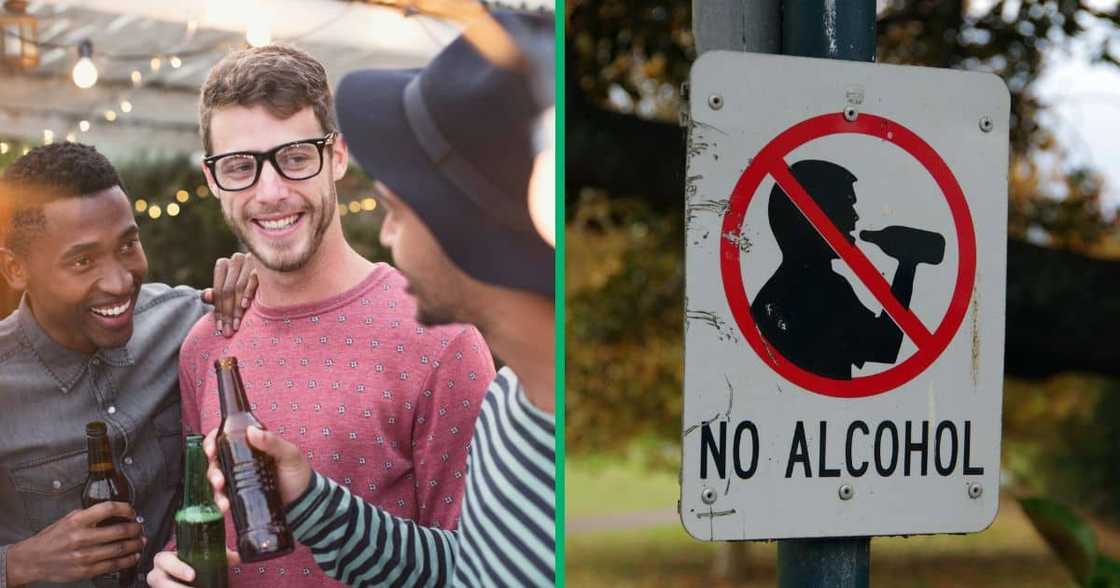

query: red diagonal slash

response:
[768,158,935,349]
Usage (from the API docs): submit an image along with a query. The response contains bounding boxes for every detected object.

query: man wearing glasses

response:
[168,45,493,586]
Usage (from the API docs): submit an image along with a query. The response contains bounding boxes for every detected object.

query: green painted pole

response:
[777,1,876,587]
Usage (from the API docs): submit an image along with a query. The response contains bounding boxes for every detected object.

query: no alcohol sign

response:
[681,51,1010,540]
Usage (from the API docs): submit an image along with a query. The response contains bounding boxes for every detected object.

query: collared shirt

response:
[0,284,209,588]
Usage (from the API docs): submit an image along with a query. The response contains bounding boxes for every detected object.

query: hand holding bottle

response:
[202,425,312,511]
[6,502,142,586]
[146,549,241,588]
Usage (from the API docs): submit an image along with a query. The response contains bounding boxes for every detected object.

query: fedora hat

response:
[336,11,553,297]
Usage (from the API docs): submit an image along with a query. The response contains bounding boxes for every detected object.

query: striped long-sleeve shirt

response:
[285,367,556,587]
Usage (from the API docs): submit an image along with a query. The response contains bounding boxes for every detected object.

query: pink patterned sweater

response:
[177,264,493,585]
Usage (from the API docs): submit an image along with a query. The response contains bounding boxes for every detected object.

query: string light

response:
[65,132,76,143]
[338,204,348,217]
[42,129,53,144]
[79,120,91,132]
[120,100,132,113]
[361,197,376,211]
[246,20,272,47]
[150,57,161,72]
[0,143,9,155]
[21,147,30,155]
[196,185,209,198]
[135,199,148,213]
[131,70,143,86]
[170,56,182,68]
[72,40,98,89]
[104,110,117,122]
[347,201,361,214]
[148,205,162,219]
[176,190,190,202]
[167,203,181,216]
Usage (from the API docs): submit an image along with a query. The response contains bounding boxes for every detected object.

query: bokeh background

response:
[566,1,1120,586]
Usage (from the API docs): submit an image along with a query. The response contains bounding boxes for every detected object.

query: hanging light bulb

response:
[72,40,98,89]
[246,13,272,47]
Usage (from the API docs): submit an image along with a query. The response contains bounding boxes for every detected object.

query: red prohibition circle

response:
[720,112,977,398]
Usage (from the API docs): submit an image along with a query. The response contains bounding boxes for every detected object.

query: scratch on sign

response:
[686,309,740,344]
[721,229,752,253]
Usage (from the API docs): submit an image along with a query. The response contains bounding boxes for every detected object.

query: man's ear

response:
[0,247,28,291]
[200,163,222,202]
[331,133,350,181]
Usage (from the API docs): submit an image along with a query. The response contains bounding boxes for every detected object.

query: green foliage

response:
[566,191,683,453]
[1020,495,1120,587]
[118,156,238,289]
[1021,496,1099,585]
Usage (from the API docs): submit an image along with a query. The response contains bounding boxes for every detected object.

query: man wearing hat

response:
[148,9,555,588]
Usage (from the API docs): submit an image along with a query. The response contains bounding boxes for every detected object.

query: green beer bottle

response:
[175,434,229,587]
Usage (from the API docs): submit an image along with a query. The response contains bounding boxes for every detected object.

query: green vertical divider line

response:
[554,2,567,587]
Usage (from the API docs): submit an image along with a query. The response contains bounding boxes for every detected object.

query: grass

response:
[567,454,1077,587]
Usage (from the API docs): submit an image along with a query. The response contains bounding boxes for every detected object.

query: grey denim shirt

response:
[0,283,209,587]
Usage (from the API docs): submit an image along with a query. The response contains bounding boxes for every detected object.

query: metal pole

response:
[691,0,779,55]
[778,538,870,587]
[777,1,876,586]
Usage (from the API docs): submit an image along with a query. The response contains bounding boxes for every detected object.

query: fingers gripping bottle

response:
[214,357,294,562]
[82,421,138,588]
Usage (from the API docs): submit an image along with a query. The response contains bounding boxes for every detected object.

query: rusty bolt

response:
[708,94,723,110]
[979,116,994,133]
[701,486,717,505]
[838,484,854,501]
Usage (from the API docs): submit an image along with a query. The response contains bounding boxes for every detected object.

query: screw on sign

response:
[720,112,977,398]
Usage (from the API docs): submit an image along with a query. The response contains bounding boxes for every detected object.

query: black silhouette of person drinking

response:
[750,160,945,379]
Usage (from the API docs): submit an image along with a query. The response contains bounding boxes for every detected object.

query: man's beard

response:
[406,280,459,327]
[227,185,335,273]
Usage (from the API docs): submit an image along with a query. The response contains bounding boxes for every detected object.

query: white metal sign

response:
[680,51,1010,540]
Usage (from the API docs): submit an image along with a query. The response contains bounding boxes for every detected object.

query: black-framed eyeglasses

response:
[204,133,336,192]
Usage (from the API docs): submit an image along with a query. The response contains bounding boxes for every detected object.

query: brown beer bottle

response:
[214,356,294,562]
[81,421,138,588]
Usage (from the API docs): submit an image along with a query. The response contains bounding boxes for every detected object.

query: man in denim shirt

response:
[0,144,251,586]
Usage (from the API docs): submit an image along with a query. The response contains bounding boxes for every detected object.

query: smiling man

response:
[0,143,254,587]
[164,45,493,586]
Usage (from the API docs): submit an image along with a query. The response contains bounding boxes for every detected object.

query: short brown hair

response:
[199,45,338,154]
